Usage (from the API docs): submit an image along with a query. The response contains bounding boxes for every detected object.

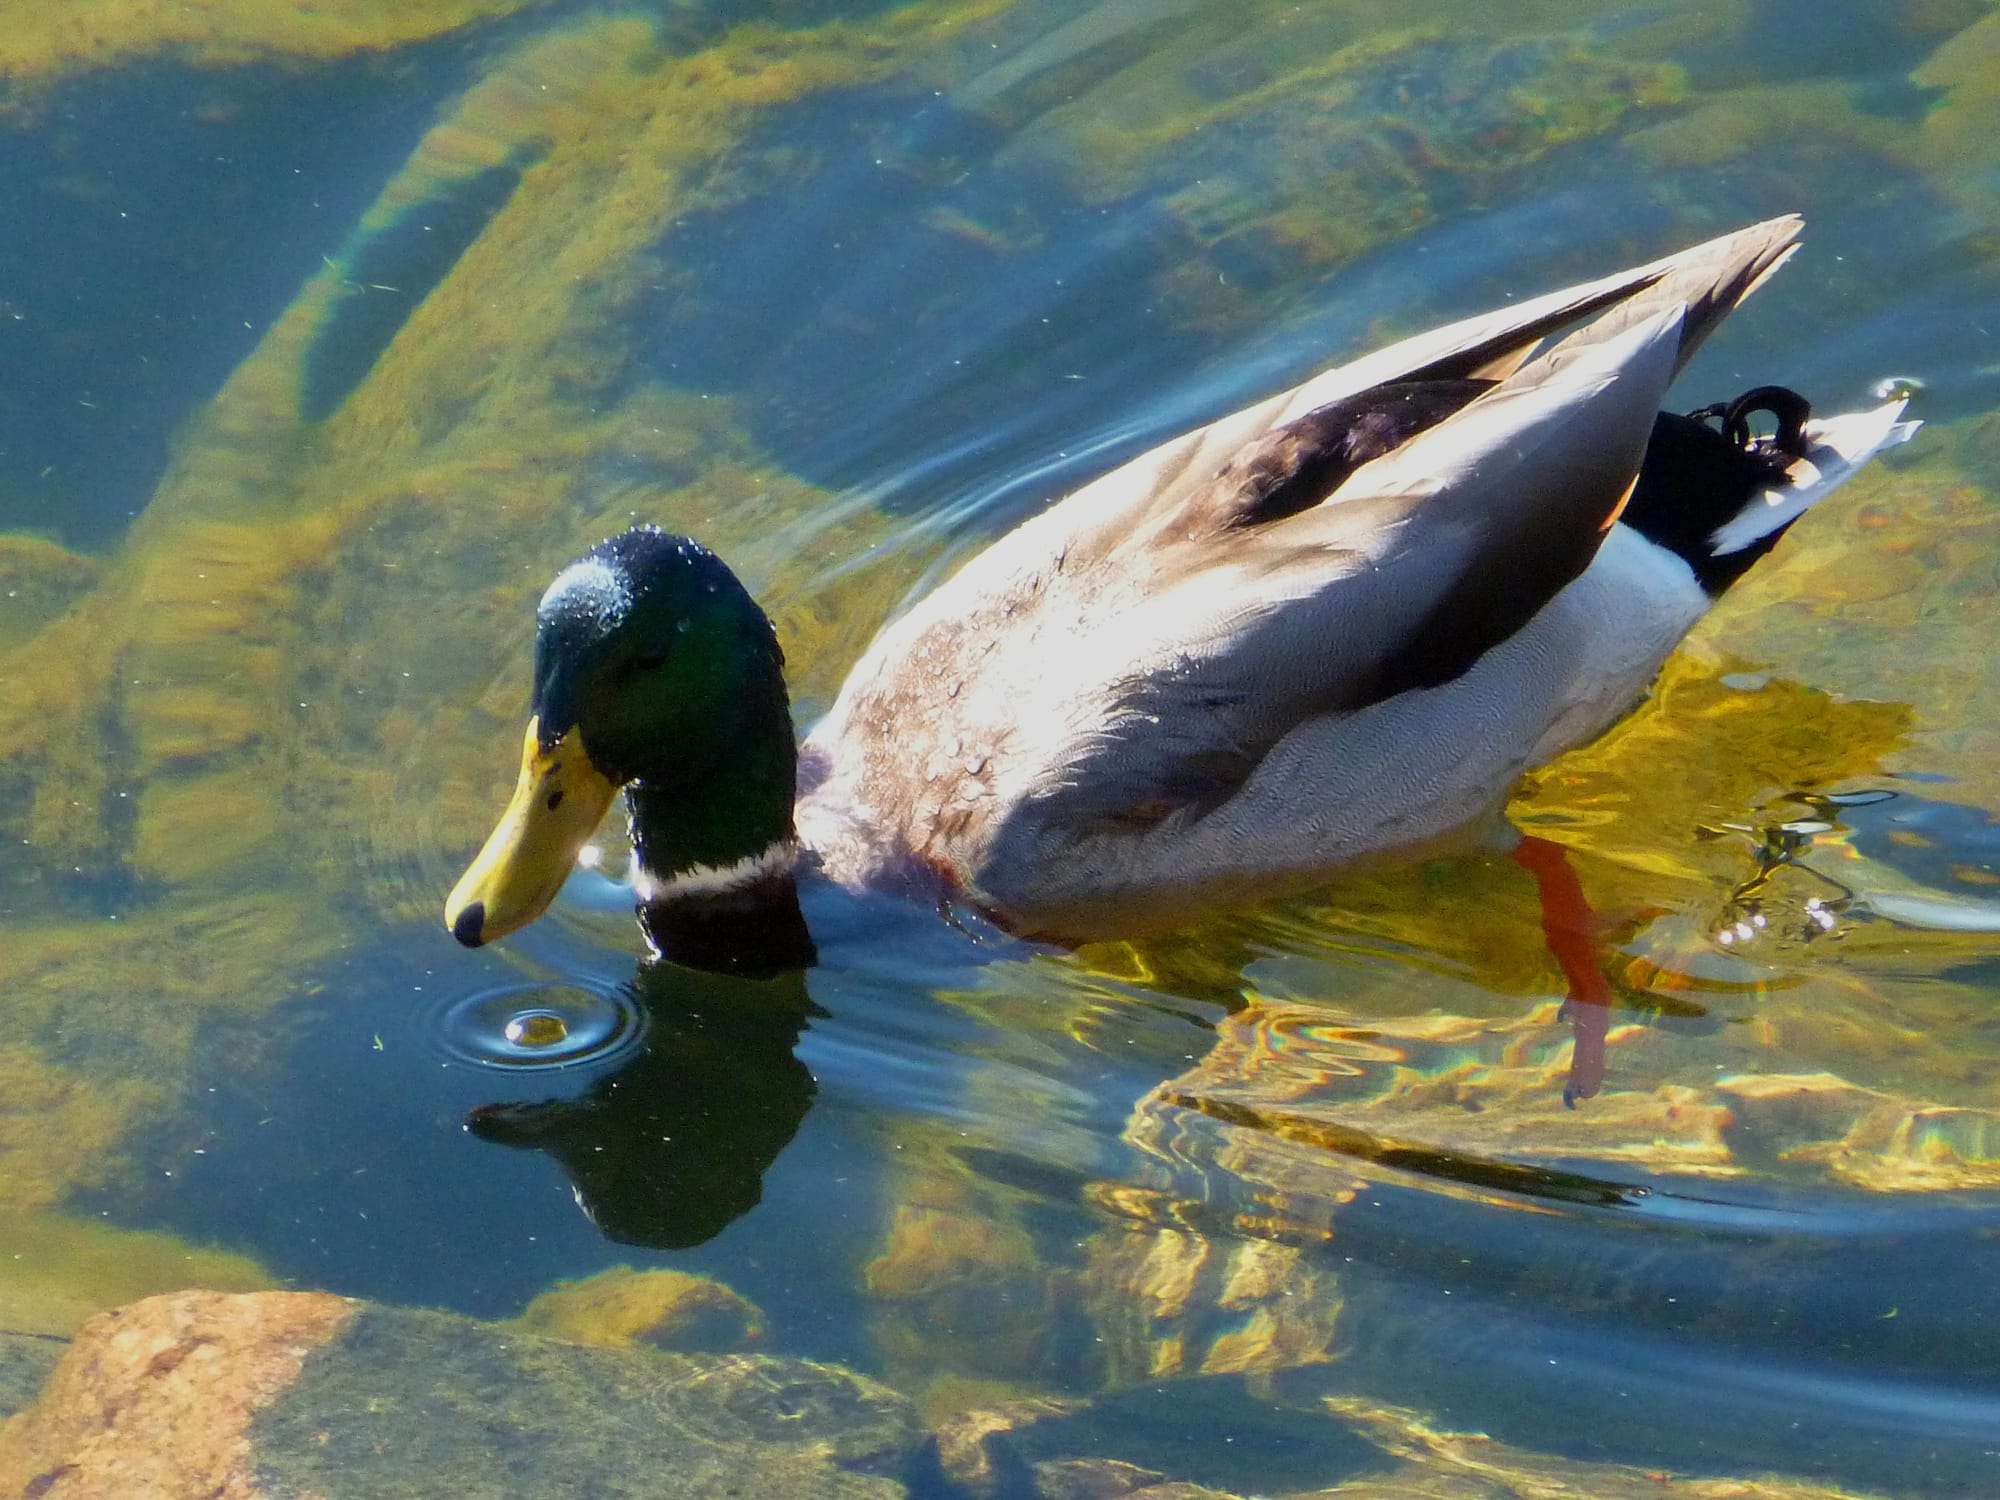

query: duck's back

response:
[795,218,1896,937]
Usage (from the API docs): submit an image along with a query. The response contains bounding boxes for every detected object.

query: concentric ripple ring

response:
[427,979,646,1071]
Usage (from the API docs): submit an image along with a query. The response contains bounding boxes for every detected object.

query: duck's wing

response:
[1036,215,1802,577]
[1283,212,1800,402]
[1123,309,1682,721]
[1075,217,1803,764]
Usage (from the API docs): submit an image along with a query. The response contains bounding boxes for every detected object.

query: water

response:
[5,1,2000,1493]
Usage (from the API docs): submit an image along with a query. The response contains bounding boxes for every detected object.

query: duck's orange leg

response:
[1510,834,1612,1108]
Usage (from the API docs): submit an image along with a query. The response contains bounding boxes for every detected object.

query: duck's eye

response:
[628,645,669,673]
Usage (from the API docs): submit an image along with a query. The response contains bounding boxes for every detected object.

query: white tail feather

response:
[1708,397,1921,556]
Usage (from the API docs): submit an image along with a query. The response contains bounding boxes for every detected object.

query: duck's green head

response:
[445,528,797,948]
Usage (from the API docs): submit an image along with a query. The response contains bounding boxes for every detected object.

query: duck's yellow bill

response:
[445,719,619,947]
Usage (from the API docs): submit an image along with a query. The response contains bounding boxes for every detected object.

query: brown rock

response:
[0,1289,354,1500]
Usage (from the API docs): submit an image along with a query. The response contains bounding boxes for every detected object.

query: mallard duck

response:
[445,215,1916,973]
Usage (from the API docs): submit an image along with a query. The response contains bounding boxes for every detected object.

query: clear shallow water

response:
[6,1,2000,1494]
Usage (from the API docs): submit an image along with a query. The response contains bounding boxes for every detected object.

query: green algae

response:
[0,1,1011,1213]
[1319,1392,1898,1499]
[0,892,325,1212]
[250,1303,923,1500]
[0,0,535,96]
[516,1266,767,1353]
[984,14,1684,327]
[0,1210,271,1338]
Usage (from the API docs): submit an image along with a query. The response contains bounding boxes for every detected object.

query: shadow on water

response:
[465,959,820,1250]
[625,84,1218,524]
[0,49,481,547]
[301,150,541,422]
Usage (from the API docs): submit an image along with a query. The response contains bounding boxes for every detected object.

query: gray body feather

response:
[794,217,1913,937]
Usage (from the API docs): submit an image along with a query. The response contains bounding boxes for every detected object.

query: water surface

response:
[4,1,2000,1494]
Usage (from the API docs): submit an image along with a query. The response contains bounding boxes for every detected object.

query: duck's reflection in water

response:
[470,798,1896,1251]
[465,961,820,1249]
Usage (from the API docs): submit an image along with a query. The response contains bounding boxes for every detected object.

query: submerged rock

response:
[1031,1457,1229,1499]
[0,1285,1921,1500]
[0,1288,928,1499]
[933,1394,1081,1496]
[1306,1393,1896,1499]
[515,1264,767,1353]
[0,1335,62,1422]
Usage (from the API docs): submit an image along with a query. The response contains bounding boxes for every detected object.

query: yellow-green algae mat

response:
[0,0,1017,1318]
[0,0,538,95]
[0,2,1998,1480]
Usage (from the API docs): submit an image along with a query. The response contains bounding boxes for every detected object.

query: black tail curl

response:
[1684,384,1813,460]
[1621,383,1815,596]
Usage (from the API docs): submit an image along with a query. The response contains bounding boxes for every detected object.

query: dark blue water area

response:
[0,54,462,548]
[1311,1177,2000,1493]
[1078,1115,2000,1494]
[622,76,1993,563]
[87,878,1090,1365]
[0,32,544,551]
[1624,0,1959,94]
[620,83,1212,533]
